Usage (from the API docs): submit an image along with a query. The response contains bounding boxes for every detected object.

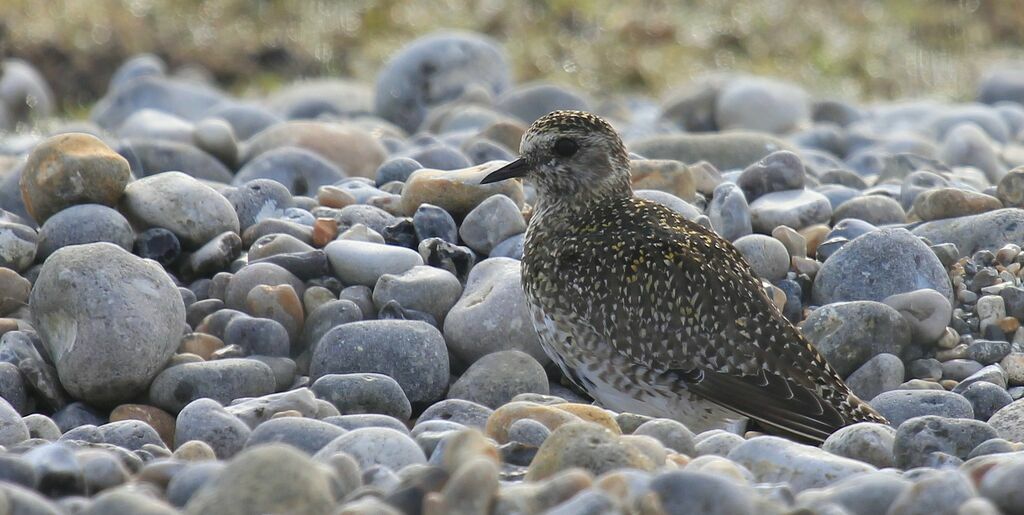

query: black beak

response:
[480,157,529,184]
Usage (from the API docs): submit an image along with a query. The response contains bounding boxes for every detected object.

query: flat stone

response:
[447,350,549,408]
[822,422,896,468]
[400,162,525,218]
[149,359,276,413]
[870,390,974,427]
[313,427,426,471]
[911,187,1003,222]
[893,415,998,468]
[749,189,832,233]
[526,422,655,481]
[726,435,875,492]
[121,171,239,249]
[325,240,423,287]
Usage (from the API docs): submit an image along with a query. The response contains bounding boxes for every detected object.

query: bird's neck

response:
[530,180,632,233]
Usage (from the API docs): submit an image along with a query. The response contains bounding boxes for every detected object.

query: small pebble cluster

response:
[3,30,1024,514]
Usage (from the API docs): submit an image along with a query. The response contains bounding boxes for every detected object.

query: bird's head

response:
[481,110,631,202]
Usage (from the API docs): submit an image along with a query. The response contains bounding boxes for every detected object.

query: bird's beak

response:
[480,157,530,184]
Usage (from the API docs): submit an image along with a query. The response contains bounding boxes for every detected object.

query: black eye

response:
[552,137,579,158]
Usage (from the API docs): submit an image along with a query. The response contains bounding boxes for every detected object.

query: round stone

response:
[245,417,346,455]
[447,350,549,408]
[813,228,953,305]
[223,179,294,232]
[0,222,37,272]
[726,435,874,492]
[175,398,252,458]
[911,187,1003,222]
[732,234,790,281]
[637,470,756,515]
[844,353,905,402]
[892,415,998,468]
[715,77,809,134]
[988,398,1024,442]
[0,267,30,316]
[133,227,181,267]
[526,422,654,481]
[19,133,131,224]
[400,163,525,218]
[185,444,336,515]
[121,171,239,249]
[310,320,449,405]
[241,121,386,179]
[375,157,422,186]
[822,422,896,468]
[29,243,185,406]
[412,203,458,244]
[0,396,28,446]
[222,317,290,357]
[832,195,906,225]
[458,194,526,255]
[36,204,133,258]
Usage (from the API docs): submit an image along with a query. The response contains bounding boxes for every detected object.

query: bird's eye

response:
[552,137,579,158]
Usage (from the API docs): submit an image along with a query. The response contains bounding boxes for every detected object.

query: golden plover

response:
[481,110,887,442]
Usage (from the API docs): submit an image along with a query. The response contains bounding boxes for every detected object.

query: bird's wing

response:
[554,199,873,441]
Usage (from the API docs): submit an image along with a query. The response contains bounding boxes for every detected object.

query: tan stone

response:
[629,159,696,201]
[911,187,1003,222]
[173,439,217,462]
[19,132,131,223]
[400,163,525,218]
[485,401,583,443]
[312,218,338,248]
[245,284,304,344]
[242,121,387,179]
[110,404,176,446]
[526,422,655,481]
[799,224,831,258]
[316,185,356,209]
[178,333,224,360]
[552,403,621,435]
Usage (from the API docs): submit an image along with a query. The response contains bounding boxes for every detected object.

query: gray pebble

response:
[708,183,752,241]
[732,234,790,281]
[313,427,426,471]
[311,373,412,421]
[822,422,896,468]
[324,414,409,434]
[36,204,134,258]
[149,359,276,413]
[372,265,462,324]
[802,301,911,377]
[458,194,526,255]
[893,415,997,468]
[166,462,224,507]
[418,399,493,429]
[844,353,905,402]
[447,350,549,408]
[871,390,974,427]
[245,417,346,455]
[174,398,251,458]
[311,320,449,405]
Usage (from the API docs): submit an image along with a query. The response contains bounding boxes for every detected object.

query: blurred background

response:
[2,0,1023,115]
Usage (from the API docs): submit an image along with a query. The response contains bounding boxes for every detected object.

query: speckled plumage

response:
[485,110,887,443]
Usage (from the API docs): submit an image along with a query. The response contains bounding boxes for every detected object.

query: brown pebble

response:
[317,185,357,209]
[552,404,621,435]
[312,218,338,248]
[799,224,831,258]
[178,333,224,360]
[485,401,583,443]
[110,404,176,447]
[173,440,216,461]
[0,318,19,337]
[999,316,1020,335]
[940,379,959,390]
[270,410,304,419]
[245,284,305,344]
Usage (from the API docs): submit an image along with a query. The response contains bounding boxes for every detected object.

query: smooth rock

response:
[726,436,875,493]
[447,350,549,408]
[313,427,426,471]
[311,373,412,421]
[30,243,185,406]
[310,320,449,404]
[893,415,998,468]
[149,359,276,413]
[36,204,133,258]
[870,390,974,427]
[233,147,344,196]
[813,228,953,305]
[400,162,525,218]
[325,239,423,287]
[801,301,912,377]
[174,399,251,459]
[121,172,239,249]
[822,422,896,468]
[749,189,832,233]
[20,133,131,224]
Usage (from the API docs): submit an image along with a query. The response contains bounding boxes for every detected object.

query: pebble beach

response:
[3,28,1024,514]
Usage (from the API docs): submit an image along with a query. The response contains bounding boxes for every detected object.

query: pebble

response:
[749,189,832,233]
[0,396,29,446]
[987,398,1024,442]
[149,359,276,413]
[822,422,896,468]
[310,320,449,404]
[299,299,362,355]
[870,390,974,427]
[174,399,251,459]
[844,352,905,402]
[311,373,412,421]
[912,187,1003,221]
[225,389,319,427]
[801,301,911,377]
[636,470,756,514]
[813,228,953,305]
[736,150,805,202]
[36,204,133,258]
[633,418,697,456]
[375,157,422,186]
[109,404,175,447]
[30,243,185,406]
[883,289,954,345]
[960,381,1013,421]
[832,195,907,225]
[223,262,304,310]
[314,427,426,471]
[894,415,999,469]
[526,422,655,481]
[0,268,30,316]
[400,162,525,218]
[708,182,752,241]
[372,265,462,324]
[715,77,809,134]
[185,444,336,515]
[458,194,526,255]
[447,350,549,408]
[325,239,423,287]
[912,208,1024,258]
[122,171,239,248]
[0,221,38,272]
[732,234,790,281]
[886,469,976,515]
[19,133,131,223]
[419,399,494,429]
[412,203,458,244]
[726,436,875,492]
[978,460,1024,514]
[443,258,547,365]
[222,316,290,357]
[244,417,345,455]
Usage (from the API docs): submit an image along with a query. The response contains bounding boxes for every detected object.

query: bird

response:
[480,110,887,443]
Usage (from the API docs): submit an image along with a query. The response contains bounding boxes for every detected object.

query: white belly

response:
[530,306,747,435]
